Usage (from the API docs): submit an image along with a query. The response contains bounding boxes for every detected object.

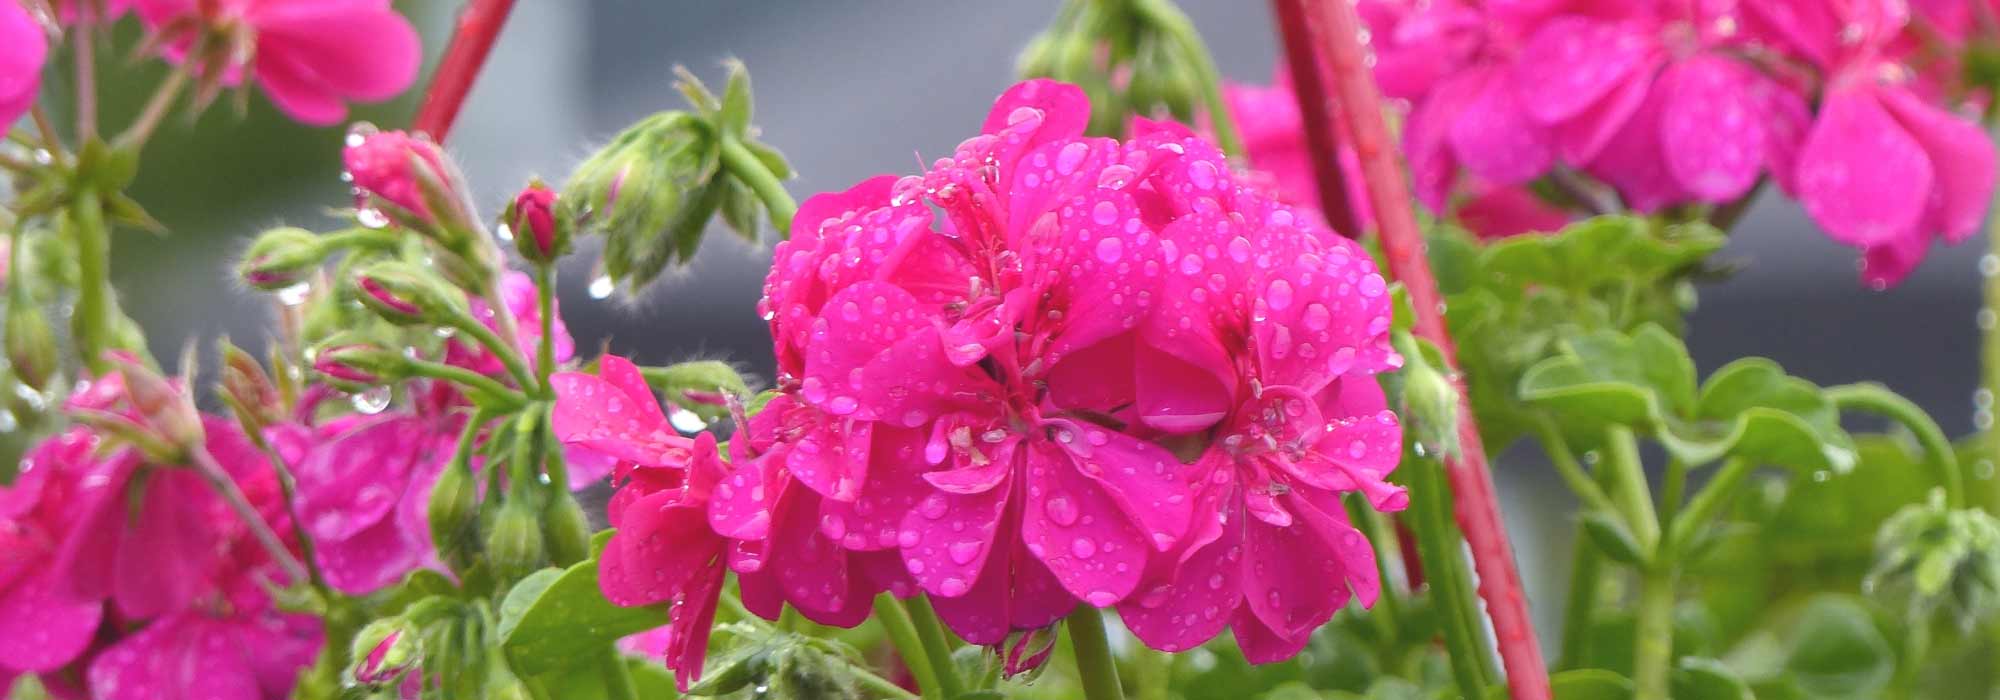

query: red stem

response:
[1281,2,1551,698]
[411,0,518,142]
[1269,0,1362,238]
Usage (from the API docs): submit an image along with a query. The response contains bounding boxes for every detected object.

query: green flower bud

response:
[350,619,421,687]
[353,261,467,326]
[311,340,408,390]
[486,498,546,580]
[237,227,326,291]
[4,298,57,391]
[563,111,719,293]
[769,646,858,700]
[1868,493,2000,625]
[1391,331,1462,460]
[542,494,593,566]
[428,461,480,571]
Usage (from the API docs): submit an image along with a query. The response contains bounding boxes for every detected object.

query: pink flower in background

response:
[136,0,421,125]
[0,431,108,687]
[1,0,48,134]
[448,272,575,377]
[58,0,133,24]
[1749,0,1997,286]
[288,413,459,595]
[1226,68,1568,238]
[86,552,321,700]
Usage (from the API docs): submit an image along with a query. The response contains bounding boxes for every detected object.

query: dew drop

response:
[588,275,615,300]
[350,386,392,414]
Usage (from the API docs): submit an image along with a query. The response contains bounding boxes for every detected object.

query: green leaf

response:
[1782,595,1893,699]
[1670,658,1751,700]
[1580,510,1648,566]
[1485,670,1632,700]
[1518,324,1691,433]
[718,60,753,136]
[1671,359,1854,472]
[497,559,668,677]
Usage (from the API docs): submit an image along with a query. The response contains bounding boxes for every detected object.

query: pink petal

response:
[0,570,102,672]
[1514,17,1658,124]
[1404,71,1482,209]
[1253,237,1396,394]
[88,615,261,700]
[786,418,871,502]
[114,472,220,618]
[0,1,46,126]
[1047,332,1142,416]
[1659,56,1765,202]
[295,417,421,543]
[708,449,781,542]
[1741,0,1840,69]
[1007,137,1121,238]
[1447,67,1554,186]
[313,518,426,596]
[767,487,873,627]
[1020,441,1151,606]
[550,367,692,468]
[1456,181,1570,239]
[899,483,1009,600]
[980,79,1092,153]
[1878,87,1997,243]
[1583,76,1689,212]
[250,1,421,100]
[1118,509,1243,652]
[1039,188,1164,369]
[1795,88,1932,248]
[1554,64,1655,166]
[820,426,931,551]
[1231,604,1313,664]
[1860,234,1929,288]
[801,281,967,427]
[1239,509,1348,643]
[1298,379,1408,511]
[1291,488,1383,608]
[1750,74,1813,193]
[599,491,722,607]
[1130,340,1231,434]
[1040,419,1192,553]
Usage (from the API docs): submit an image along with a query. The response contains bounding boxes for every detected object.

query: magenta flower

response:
[0,0,45,129]
[1225,68,1568,238]
[287,413,459,595]
[0,431,109,685]
[85,558,322,700]
[136,0,421,125]
[1746,0,1997,286]
[590,428,725,691]
[1511,4,1811,211]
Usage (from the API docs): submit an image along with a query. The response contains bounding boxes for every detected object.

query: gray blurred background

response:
[107,1,1988,652]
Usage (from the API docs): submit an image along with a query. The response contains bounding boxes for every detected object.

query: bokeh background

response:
[105,0,1988,653]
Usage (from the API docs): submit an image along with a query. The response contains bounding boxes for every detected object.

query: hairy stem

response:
[719,136,797,237]
[875,595,945,700]
[114,69,190,151]
[1664,457,1756,557]
[1290,1,1550,694]
[406,358,526,409]
[1557,521,1602,672]
[535,264,556,386]
[1604,426,1660,549]
[69,189,113,374]
[1403,453,1496,698]
[413,0,518,141]
[1066,605,1125,700]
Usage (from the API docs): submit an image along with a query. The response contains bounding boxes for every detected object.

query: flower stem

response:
[1557,521,1602,672]
[113,68,189,152]
[1267,0,1362,235]
[902,596,967,698]
[1603,426,1660,549]
[450,310,538,396]
[719,136,797,237]
[1631,566,1676,700]
[854,662,923,700]
[1663,457,1755,557]
[68,188,114,374]
[874,595,945,700]
[1534,418,1620,518]
[1345,496,1403,643]
[413,0,518,141]
[1066,605,1125,700]
[601,647,638,700]
[1401,452,1495,699]
[1827,382,1964,509]
[31,106,66,162]
[405,358,526,409]
[73,19,97,143]
[534,263,556,386]
[191,444,311,586]
[1290,0,1550,695]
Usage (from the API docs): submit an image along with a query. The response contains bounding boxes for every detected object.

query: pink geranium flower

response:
[0,0,48,132]
[136,0,421,125]
[1226,68,1568,238]
[287,412,459,595]
[590,429,724,691]
[0,431,109,686]
[85,549,322,700]
[1749,0,1997,286]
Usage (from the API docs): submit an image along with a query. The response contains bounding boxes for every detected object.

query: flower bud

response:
[237,227,326,291]
[217,340,282,431]
[312,341,407,389]
[1391,331,1459,460]
[486,498,546,579]
[112,354,204,453]
[542,494,592,566]
[998,626,1059,678]
[343,126,471,241]
[5,298,57,391]
[562,111,718,292]
[350,621,420,687]
[769,646,855,700]
[1869,493,2000,624]
[428,460,481,571]
[506,180,569,263]
[354,262,466,326]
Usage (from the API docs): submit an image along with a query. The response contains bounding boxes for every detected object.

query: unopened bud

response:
[112,355,204,452]
[343,126,470,241]
[542,494,592,566]
[998,626,1059,678]
[311,342,406,389]
[1391,331,1459,460]
[486,498,546,579]
[562,111,717,292]
[428,460,481,572]
[237,227,325,291]
[1869,493,2000,624]
[507,180,568,263]
[354,262,465,326]
[350,622,420,687]
[218,340,282,430]
[5,299,57,390]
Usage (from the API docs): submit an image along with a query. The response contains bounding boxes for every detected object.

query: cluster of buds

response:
[562,61,793,295]
[1869,493,2000,626]
[1017,0,1227,144]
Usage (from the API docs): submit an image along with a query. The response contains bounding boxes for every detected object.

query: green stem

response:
[405,358,525,409]
[1663,457,1757,557]
[113,68,189,152]
[719,136,797,236]
[902,596,967,699]
[1603,426,1661,549]
[853,662,923,700]
[1557,520,1602,672]
[1660,458,1689,527]
[1827,382,1966,509]
[1632,567,1677,700]
[190,445,311,586]
[778,604,806,633]
[874,595,944,700]
[69,188,113,374]
[1344,497,1402,645]
[452,302,539,395]
[1401,453,1495,698]
[1982,128,2000,436]
[1534,418,1621,518]
[534,263,556,386]
[601,646,638,700]
[507,410,542,500]
[1132,648,1171,700]
[1065,605,1125,700]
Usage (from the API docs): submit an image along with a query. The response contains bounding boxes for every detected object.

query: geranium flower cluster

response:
[1362,0,1998,286]
[554,79,1407,686]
